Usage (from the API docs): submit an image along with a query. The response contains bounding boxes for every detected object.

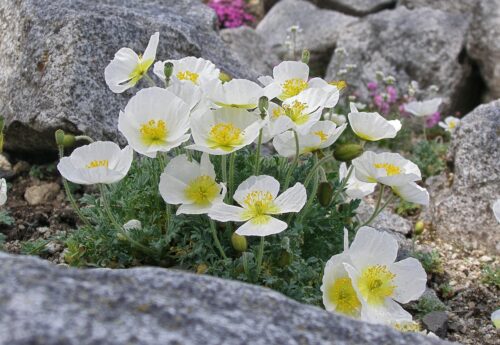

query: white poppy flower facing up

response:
[166,81,203,113]
[202,79,272,109]
[273,121,347,158]
[404,98,442,117]
[258,61,310,101]
[153,56,220,85]
[57,141,133,185]
[159,154,226,215]
[0,178,7,206]
[321,229,362,318]
[348,103,401,141]
[339,163,376,200]
[104,32,159,93]
[187,107,263,155]
[438,116,460,133]
[492,199,500,223]
[343,227,427,325]
[307,78,340,108]
[208,175,307,236]
[392,182,429,206]
[118,87,191,158]
[352,151,422,187]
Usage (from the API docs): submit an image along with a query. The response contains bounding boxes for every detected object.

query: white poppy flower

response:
[123,219,142,231]
[118,87,191,158]
[166,81,203,112]
[307,78,340,108]
[208,175,307,236]
[186,107,263,155]
[258,61,310,101]
[491,309,500,329]
[343,227,427,324]
[57,141,133,185]
[153,56,220,85]
[321,229,362,318]
[0,178,7,206]
[202,79,271,109]
[348,103,401,141]
[273,121,347,157]
[104,32,159,93]
[352,151,422,187]
[159,154,226,215]
[339,163,376,200]
[404,98,442,117]
[438,116,460,133]
[329,113,347,126]
[392,182,429,206]
[492,199,500,223]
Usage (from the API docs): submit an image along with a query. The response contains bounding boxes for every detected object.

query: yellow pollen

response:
[373,163,401,176]
[449,121,456,129]
[184,175,220,206]
[281,78,308,99]
[329,80,347,91]
[392,321,422,333]
[242,190,279,224]
[314,130,328,142]
[283,101,309,125]
[357,265,396,305]
[176,70,200,84]
[327,277,361,317]
[86,160,109,169]
[127,55,154,86]
[207,123,243,151]
[272,107,285,119]
[140,119,168,146]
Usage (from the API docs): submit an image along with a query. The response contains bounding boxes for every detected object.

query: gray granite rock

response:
[398,0,479,15]
[0,0,252,156]
[422,311,448,338]
[313,0,397,16]
[467,0,500,100]
[325,7,477,113]
[257,0,357,75]
[358,202,412,236]
[220,26,280,76]
[0,252,453,345]
[430,100,500,254]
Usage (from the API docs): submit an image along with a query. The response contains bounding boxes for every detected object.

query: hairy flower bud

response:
[258,96,269,116]
[55,129,66,146]
[62,134,76,148]
[301,49,310,64]
[231,232,247,252]
[163,62,174,80]
[317,181,333,207]
[334,143,364,162]
[414,220,425,236]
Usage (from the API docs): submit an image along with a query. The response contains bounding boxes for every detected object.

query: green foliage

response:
[64,149,359,305]
[412,249,443,275]
[0,232,5,250]
[481,264,500,288]
[0,209,14,226]
[413,294,447,318]
[29,163,57,180]
[410,140,448,179]
[395,200,421,217]
[20,239,50,255]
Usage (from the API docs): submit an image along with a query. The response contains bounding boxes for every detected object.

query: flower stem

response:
[358,185,396,229]
[303,154,335,188]
[228,152,236,202]
[143,74,156,87]
[283,130,299,191]
[422,118,428,141]
[331,165,353,204]
[74,135,94,143]
[255,236,265,279]
[297,154,320,222]
[254,129,263,175]
[209,219,227,259]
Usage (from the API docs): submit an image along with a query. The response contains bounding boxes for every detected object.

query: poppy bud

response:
[414,220,425,236]
[62,134,75,148]
[301,49,310,64]
[258,96,269,117]
[231,232,247,252]
[334,143,364,162]
[55,129,66,146]
[317,181,333,207]
[277,250,293,267]
[219,71,232,83]
[163,62,174,80]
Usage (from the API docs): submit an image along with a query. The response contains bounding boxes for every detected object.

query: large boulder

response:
[0,252,452,345]
[312,0,397,16]
[256,0,357,75]
[0,0,252,157]
[325,6,480,113]
[397,0,479,15]
[429,100,500,254]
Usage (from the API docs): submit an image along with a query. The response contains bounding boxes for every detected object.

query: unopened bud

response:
[375,71,385,81]
[231,232,247,252]
[334,143,364,162]
[258,96,269,116]
[196,263,208,274]
[301,49,310,64]
[55,129,65,146]
[277,250,293,267]
[219,71,232,83]
[317,181,333,207]
[384,76,396,85]
[62,134,75,148]
[163,62,174,80]
[116,232,128,241]
[414,220,425,235]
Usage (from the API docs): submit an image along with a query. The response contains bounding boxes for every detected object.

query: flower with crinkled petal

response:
[153,56,220,85]
[339,163,376,200]
[104,32,159,93]
[159,154,226,215]
[118,87,191,158]
[348,103,401,141]
[438,116,460,133]
[352,151,422,187]
[202,78,275,109]
[57,141,133,185]
[208,175,306,236]
[404,98,442,117]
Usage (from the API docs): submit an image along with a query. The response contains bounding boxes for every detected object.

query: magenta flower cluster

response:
[208,0,255,29]
[367,81,398,115]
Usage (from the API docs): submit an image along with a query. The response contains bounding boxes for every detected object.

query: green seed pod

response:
[55,129,65,146]
[163,62,174,80]
[62,134,76,148]
[231,232,247,252]
[334,143,364,162]
[317,181,333,207]
[301,49,310,65]
[414,220,425,236]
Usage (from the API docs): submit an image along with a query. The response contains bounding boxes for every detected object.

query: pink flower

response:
[208,0,255,29]
[426,111,441,128]
[367,81,378,91]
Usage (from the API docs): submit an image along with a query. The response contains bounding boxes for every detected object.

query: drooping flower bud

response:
[62,134,76,148]
[301,49,310,65]
[231,232,247,252]
[317,181,333,207]
[55,129,66,146]
[334,143,364,162]
[414,220,425,236]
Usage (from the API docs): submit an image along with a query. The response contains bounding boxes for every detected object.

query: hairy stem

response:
[283,130,299,191]
[209,219,227,259]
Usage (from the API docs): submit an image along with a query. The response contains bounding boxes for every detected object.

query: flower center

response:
[283,101,309,125]
[392,321,422,333]
[281,78,308,99]
[207,122,243,151]
[357,265,396,305]
[127,55,154,86]
[176,70,199,84]
[314,130,328,142]
[86,160,109,169]
[184,175,220,206]
[327,277,361,317]
[373,163,401,176]
[140,119,168,146]
[242,190,279,224]
[449,121,456,129]
[329,80,347,91]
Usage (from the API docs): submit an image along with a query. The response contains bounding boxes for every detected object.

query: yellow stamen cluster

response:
[272,107,285,119]
[314,130,329,142]
[242,191,279,224]
[208,123,243,151]
[128,56,154,86]
[329,80,347,91]
[86,160,109,169]
[448,121,456,129]
[373,163,401,176]
[281,78,308,99]
[357,265,396,305]
[176,70,199,84]
[185,175,220,206]
[283,101,309,125]
[140,119,168,145]
[392,321,422,333]
[327,277,361,317]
